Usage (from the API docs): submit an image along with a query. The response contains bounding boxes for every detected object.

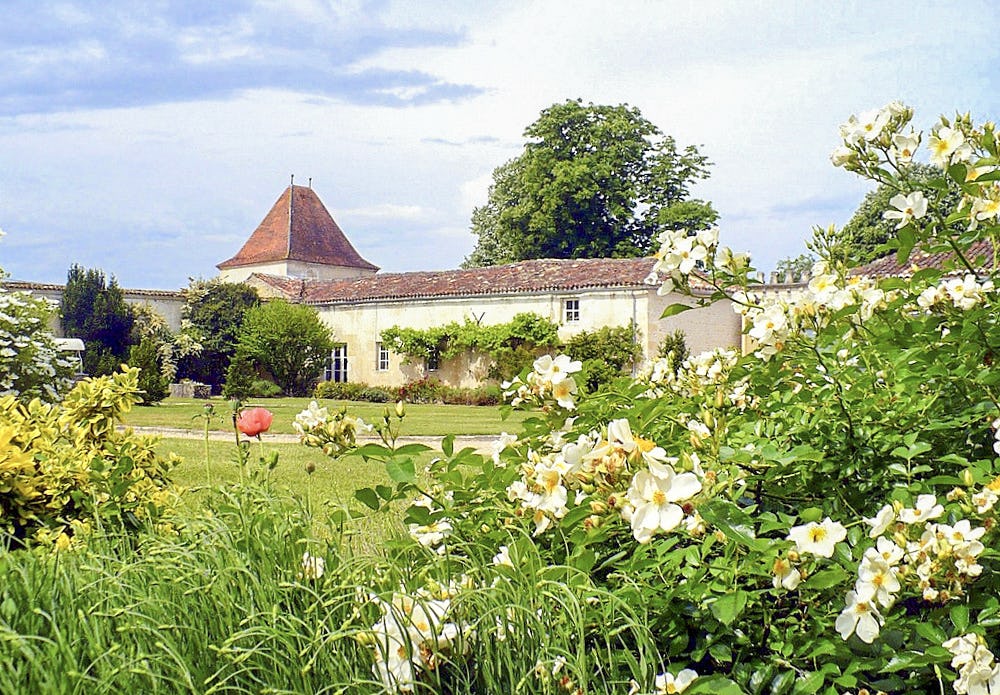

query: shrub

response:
[177,279,260,389]
[395,377,446,404]
[441,384,501,406]
[127,337,169,404]
[655,328,688,364]
[297,103,1000,694]
[222,350,256,400]
[0,367,176,549]
[235,300,334,396]
[312,379,498,405]
[61,264,135,377]
[357,386,393,403]
[313,381,367,401]
[249,379,283,398]
[564,323,641,391]
[0,275,75,402]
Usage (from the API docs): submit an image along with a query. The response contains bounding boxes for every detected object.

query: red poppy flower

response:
[236,408,274,437]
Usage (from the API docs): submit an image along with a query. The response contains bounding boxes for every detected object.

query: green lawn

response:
[129,396,527,436]
[157,437,424,544]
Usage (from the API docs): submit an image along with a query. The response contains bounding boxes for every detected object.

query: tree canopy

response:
[232,300,334,396]
[773,253,815,282]
[177,279,260,389]
[463,99,717,267]
[61,265,134,376]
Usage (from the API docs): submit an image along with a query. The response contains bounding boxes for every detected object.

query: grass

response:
[0,479,659,694]
[127,396,528,436]
[157,437,423,545]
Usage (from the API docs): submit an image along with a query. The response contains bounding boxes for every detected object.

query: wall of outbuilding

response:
[313,287,743,388]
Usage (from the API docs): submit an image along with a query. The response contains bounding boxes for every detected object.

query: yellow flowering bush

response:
[0,367,177,549]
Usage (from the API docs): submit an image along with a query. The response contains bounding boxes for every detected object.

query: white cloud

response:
[340,203,428,220]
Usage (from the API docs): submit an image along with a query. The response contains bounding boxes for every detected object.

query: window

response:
[376,342,389,371]
[325,344,348,383]
[427,348,440,371]
[564,299,580,322]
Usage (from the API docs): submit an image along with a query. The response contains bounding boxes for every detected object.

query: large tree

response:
[464,99,717,267]
[61,265,134,376]
[177,279,260,389]
[837,163,964,265]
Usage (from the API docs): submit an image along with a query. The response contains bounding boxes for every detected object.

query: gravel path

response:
[123,425,498,455]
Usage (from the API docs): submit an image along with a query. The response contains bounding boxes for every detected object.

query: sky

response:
[1,0,998,290]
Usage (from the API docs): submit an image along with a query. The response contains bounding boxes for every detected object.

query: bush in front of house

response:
[127,337,169,404]
[312,378,501,406]
[564,323,642,392]
[245,379,282,398]
[233,300,334,396]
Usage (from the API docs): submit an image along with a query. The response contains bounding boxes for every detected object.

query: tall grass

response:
[0,482,662,694]
[0,484,356,692]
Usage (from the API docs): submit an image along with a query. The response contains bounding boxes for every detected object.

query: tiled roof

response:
[853,239,996,277]
[217,185,379,271]
[2,280,181,298]
[251,257,702,305]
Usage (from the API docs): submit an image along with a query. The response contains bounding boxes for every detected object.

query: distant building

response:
[0,281,184,336]
[3,182,749,389]
[217,184,378,283]
[227,184,742,388]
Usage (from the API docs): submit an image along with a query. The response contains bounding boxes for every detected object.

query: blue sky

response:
[1,0,999,289]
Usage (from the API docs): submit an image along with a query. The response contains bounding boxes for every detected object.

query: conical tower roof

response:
[217,185,379,272]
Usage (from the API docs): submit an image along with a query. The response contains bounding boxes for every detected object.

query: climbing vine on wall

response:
[381,313,560,380]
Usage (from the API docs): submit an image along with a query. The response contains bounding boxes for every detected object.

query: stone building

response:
[3,183,746,388]
[224,184,743,387]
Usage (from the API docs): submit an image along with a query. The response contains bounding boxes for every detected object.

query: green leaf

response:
[687,675,746,695]
[793,671,826,695]
[375,484,394,501]
[915,621,948,644]
[404,504,433,526]
[709,641,733,664]
[385,458,416,484]
[354,488,380,510]
[393,443,431,457]
[952,604,970,632]
[700,499,768,551]
[354,443,393,460]
[661,303,694,319]
[570,547,596,572]
[890,441,932,461]
[770,671,795,695]
[802,566,849,590]
[948,162,968,184]
[896,227,916,263]
[883,651,933,672]
[710,590,748,626]
[910,267,944,286]
[441,434,454,458]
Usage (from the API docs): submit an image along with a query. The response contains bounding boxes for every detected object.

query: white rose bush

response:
[293,102,1000,694]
